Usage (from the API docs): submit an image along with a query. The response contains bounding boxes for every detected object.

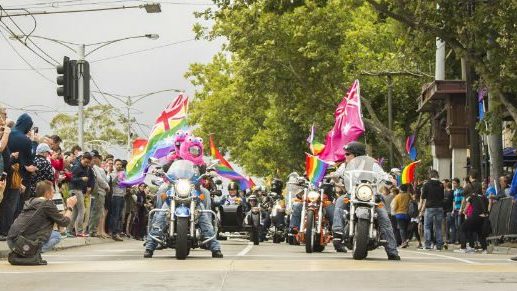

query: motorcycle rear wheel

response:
[353,219,369,260]
[175,217,190,260]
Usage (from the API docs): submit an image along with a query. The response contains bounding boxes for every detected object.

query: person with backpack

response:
[7,181,77,265]
[391,184,411,248]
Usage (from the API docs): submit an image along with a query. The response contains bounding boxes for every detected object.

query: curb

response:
[0,237,117,259]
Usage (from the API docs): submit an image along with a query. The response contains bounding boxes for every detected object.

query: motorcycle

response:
[243,195,262,245]
[269,191,287,243]
[341,156,384,260]
[298,181,332,253]
[146,159,218,260]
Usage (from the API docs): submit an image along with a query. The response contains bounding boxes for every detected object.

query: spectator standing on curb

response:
[419,170,445,250]
[101,157,114,237]
[1,113,36,241]
[443,181,454,248]
[392,184,411,248]
[451,178,464,244]
[89,151,110,238]
[407,190,422,248]
[7,181,77,266]
[30,144,54,195]
[67,153,94,237]
[110,159,126,241]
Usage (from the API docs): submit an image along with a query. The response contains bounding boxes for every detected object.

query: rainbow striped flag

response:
[209,135,253,190]
[305,153,329,186]
[306,124,325,155]
[399,160,421,185]
[121,95,189,186]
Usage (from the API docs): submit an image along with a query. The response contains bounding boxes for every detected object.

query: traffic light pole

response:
[77,44,85,149]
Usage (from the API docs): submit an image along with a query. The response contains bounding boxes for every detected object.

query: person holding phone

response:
[66,152,94,237]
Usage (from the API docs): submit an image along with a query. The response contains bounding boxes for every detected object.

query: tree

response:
[50,104,128,153]
[188,0,435,177]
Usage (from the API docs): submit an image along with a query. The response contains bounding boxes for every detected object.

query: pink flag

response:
[318,80,364,162]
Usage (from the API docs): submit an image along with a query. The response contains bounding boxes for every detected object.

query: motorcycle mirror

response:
[215,179,223,185]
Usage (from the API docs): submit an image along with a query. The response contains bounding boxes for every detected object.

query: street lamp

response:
[94,88,185,158]
[5,2,162,17]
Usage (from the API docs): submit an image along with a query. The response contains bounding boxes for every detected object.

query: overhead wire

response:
[90,38,196,63]
[0,5,61,65]
[0,25,55,83]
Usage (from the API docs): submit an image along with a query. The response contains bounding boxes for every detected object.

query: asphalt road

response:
[1,238,516,291]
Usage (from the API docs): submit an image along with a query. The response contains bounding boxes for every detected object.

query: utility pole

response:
[360,71,430,168]
[77,44,85,149]
[387,74,393,169]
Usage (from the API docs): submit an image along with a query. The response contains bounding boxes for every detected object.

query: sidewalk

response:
[0,236,116,258]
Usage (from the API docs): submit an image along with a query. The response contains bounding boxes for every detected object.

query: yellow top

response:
[391,192,411,215]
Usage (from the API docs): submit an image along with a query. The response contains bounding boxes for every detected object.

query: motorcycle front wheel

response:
[175,217,190,260]
[352,219,369,260]
[250,213,260,245]
[305,211,316,253]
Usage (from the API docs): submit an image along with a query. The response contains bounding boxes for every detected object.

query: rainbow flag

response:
[121,95,189,186]
[209,135,253,190]
[306,124,325,155]
[399,160,421,185]
[305,153,329,186]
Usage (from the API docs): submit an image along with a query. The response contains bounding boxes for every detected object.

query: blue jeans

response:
[110,196,125,235]
[42,230,61,253]
[146,198,221,252]
[289,202,335,229]
[447,211,457,243]
[424,207,444,249]
[0,188,20,235]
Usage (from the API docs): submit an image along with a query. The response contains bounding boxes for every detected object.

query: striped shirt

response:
[453,187,464,211]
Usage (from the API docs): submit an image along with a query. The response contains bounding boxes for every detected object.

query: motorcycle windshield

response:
[167,160,197,180]
[342,156,378,193]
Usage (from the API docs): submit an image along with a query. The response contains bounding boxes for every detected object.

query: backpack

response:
[408,200,419,218]
[10,163,22,190]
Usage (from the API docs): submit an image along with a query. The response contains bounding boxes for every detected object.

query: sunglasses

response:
[344,152,353,156]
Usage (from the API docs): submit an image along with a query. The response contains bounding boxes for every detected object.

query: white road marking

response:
[237,242,254,256]
[403,250,480,265]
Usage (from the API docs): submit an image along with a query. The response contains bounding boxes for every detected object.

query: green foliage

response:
[50,104,127,153]
[187,0,434,178]
[364,0,517,121]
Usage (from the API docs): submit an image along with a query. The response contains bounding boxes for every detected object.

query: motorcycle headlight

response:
[175,179,192,198]
[356,184,373,201]
[307,191,320,202]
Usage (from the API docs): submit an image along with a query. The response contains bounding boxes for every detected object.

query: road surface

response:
[1,239,516,290]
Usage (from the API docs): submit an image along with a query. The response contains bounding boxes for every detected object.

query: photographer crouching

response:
[7,180,77,265]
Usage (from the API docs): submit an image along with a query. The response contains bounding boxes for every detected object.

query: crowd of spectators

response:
[0,105,155,255]
[385,168,517,254]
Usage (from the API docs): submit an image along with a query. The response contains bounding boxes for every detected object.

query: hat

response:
[90,150,102,159]
[36,143,52,155]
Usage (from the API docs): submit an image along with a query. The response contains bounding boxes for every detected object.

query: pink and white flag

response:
[318,80,365,162]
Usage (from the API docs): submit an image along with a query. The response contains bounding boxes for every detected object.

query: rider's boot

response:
[143,249,154,258]
[212,250,224,258]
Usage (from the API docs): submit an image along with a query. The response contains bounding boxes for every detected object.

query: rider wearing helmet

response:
[144,135,223,259]
[331,141,400,260]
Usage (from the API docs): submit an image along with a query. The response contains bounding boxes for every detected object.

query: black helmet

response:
[343,141,366,157]
[271,178,284,193]
[228,181,240,191]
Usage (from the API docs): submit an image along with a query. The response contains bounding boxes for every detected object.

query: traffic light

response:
[56,57,90,106]
[56,56,73,102]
